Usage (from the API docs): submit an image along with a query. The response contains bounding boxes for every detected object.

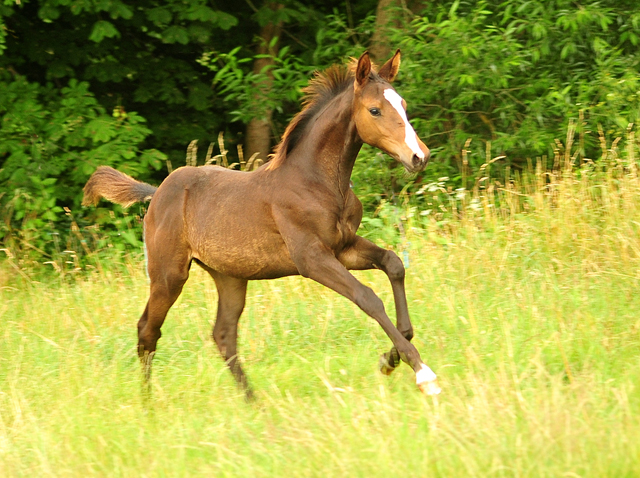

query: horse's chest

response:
[330,193,362,250]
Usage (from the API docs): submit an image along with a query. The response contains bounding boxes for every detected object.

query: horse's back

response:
[147,165,250,213]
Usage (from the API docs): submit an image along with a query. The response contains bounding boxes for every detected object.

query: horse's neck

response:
[294,90,362,194]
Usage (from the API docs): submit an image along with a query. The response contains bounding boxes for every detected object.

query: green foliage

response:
[0,0,376,265]
[312,10,377,64]
[4,0,640,266]
[312,1,640,228]
[200,45,311,126]
[88,20,121,42]
[0,73,164,256]
[389,0,640,176]
[0,11,6,56]
[1,0,244,167]
[196,9,380,143]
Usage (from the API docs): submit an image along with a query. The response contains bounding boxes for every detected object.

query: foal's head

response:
[353,50,430,173]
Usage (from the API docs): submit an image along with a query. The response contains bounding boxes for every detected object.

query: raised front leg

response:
[291,242,440,395]
[338,236,415,376]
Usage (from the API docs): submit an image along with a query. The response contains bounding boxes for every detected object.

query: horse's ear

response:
[355,51,372,86]
[379,49,401,82]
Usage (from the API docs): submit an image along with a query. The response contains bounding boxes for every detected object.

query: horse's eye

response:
[369,108,381,117]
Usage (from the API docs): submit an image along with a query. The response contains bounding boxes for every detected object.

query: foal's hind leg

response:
[339,236,414,376]
[201,267,252,400]
[137,251,191,383]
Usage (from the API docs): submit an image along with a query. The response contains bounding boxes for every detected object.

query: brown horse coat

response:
[83,51,441,397]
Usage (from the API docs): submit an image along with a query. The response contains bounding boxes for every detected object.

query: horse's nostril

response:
[412,154,421,167]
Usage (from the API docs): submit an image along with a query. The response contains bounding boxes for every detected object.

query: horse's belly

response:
[191,232,298,280]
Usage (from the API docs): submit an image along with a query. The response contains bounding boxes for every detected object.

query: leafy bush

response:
[0,73,164,261]
[199,44,311,128]
[4,1,640,270]
[391,0,640,178]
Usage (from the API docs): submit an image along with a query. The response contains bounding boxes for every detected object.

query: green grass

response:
[2,163,640,476]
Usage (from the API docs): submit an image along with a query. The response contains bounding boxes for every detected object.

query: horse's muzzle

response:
[412,151,430,169]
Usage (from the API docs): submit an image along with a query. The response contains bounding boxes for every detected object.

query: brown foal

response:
[83,50,441,397]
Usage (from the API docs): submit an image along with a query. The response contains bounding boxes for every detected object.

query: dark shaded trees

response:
[0,0,377,257]
[3,0,640,262]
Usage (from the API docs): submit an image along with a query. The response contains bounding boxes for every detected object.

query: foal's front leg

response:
[338,236,415,375]
[289,242,440,395]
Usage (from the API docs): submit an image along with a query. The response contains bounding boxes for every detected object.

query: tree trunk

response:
[244,4,283,163]
[370,0,426,62]
[369,0,401,62]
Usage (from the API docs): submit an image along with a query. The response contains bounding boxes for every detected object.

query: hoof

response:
[379,353,396,376]
[416,364,441,395]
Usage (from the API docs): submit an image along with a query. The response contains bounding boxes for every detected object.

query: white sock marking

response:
[383,88,424,159]
[416,363,437,384]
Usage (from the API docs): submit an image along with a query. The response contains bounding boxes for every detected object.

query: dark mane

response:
[267,61,382,169]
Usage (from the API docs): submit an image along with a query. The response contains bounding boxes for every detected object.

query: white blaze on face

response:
[383,88,425,159]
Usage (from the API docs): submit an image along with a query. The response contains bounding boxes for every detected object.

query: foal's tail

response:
[82,166,158,208]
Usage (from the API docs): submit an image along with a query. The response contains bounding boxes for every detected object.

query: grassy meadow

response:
[2,159,640,477]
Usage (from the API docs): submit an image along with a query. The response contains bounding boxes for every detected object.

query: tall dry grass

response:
[1,128,640,476]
